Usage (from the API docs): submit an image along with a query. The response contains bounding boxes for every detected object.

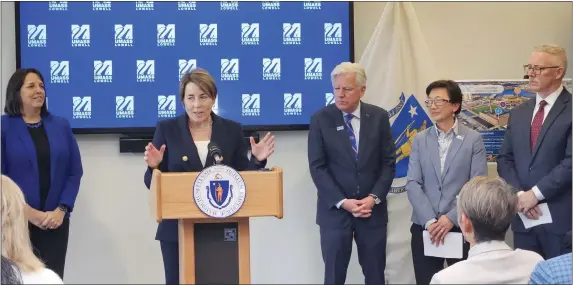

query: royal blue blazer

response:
[1,114,83,217]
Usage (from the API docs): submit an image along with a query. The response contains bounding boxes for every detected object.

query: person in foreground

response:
[2,256,23,284]
[406,80,487,285]
[430,176,544,284]
[528,231,572,284]
[497,44,571,259]
[308,62,396,284]
[143,68,275,284]
[1,68,83,278]
[1,175,64,284]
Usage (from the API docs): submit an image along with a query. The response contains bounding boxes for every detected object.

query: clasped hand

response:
[342,196,375,218]
[29,207,64,230]
[518,190,542,220]
[428,215,454,247]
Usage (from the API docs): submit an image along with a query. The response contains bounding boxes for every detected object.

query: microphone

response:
[208,142,224,165]
[523,75,529,79]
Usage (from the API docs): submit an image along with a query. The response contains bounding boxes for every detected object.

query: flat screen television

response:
[16,1,354,134]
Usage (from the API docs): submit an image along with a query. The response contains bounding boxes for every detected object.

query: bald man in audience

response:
[430,176,543,284]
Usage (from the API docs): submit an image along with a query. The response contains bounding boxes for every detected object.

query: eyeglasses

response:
[425,98,450,107]
[523,64,561,75]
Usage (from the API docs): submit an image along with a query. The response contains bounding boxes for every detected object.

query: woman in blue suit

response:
[143,68,275,284]
[1,68,83,279]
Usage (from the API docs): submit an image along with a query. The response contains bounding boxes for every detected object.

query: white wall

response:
[1,2,571,284]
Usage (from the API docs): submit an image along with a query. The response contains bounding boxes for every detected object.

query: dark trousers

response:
[29,218,70,278]
[514,226,568,259]
[160,241,180,285]
[320,221,387,284]
[410,223,470,285]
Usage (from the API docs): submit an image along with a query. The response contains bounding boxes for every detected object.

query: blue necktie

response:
[345,113,358,161]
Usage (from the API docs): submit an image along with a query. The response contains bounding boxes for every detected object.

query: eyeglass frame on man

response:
[424,98,451,108]
[523,64,561,75]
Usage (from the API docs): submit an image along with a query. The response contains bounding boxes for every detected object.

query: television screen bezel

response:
[14,1,355,135]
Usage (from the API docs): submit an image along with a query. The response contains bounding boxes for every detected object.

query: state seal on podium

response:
[193,164,246,218]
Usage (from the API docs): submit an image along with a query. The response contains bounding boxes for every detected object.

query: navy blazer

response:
[144,113,267,242]
[1,114,83,216]
[497,88,572,234]
[308,102,396,228]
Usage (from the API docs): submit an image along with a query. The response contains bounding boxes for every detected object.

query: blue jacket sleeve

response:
[497,112,523,191]
[58,119,84,212]
[308,113,347,208]
[233,124,266,171]
[144,121,168,189]
[370,110,396,199]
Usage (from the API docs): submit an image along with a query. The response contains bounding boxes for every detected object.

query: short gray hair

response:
[457,176,517,243]
[535,44,568,75]
[331,62,367,87]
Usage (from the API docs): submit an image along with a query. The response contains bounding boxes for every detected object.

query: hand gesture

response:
[250,132,275,162]
[353,196,376,218]
[518,190,539,213]
[429,215,454,246]
[40,208,65,230]
[28,209,49,230]
[145,142,166,168]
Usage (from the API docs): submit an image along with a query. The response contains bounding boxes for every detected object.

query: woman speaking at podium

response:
[143,68,275,284]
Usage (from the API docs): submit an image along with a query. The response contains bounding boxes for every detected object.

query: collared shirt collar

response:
[536,84,563,107]
[342,101,361,119]
[435,117,459,136]
[468,240,512,258]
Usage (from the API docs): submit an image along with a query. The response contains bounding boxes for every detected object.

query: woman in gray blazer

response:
[406,79,488,285]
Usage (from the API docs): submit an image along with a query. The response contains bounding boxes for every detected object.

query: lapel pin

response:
[456,135,464,140]
[182,156,188,162]
[337,126,344,131]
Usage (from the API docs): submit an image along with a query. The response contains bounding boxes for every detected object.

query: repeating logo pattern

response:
[19,1,350,129]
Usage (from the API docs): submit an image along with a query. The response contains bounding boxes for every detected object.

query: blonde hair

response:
[331,62,367,88]
[1,175,44,272]
[535,44,568,74]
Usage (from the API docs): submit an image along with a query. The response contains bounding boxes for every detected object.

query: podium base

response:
[179,218,251,284]
[194,222,239,284]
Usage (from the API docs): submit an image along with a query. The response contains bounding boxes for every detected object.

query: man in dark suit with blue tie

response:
[497,44,571,259]
[308,62,396,284]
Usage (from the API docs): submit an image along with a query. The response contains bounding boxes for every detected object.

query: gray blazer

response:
[406,122,487,227]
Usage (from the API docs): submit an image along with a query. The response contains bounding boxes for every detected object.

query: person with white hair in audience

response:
[1,175,64,284]
[430,176,544,284]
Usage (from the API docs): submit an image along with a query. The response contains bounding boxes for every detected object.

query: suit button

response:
[358,173,361,176]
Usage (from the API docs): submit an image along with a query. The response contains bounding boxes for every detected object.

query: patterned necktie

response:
[345,113,358,161]
[530,100,547,151]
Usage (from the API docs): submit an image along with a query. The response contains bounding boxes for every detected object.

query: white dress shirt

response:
[430,240,544,284]
[336,103,361,209]
[525,84,564,201]
[195,140,210,167]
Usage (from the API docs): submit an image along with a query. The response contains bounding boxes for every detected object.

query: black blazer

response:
[144,113,266,242]
[308,102,396,228]
[497,88,571,234]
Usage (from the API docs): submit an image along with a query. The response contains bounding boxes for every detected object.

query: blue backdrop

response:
[18,1,352,132]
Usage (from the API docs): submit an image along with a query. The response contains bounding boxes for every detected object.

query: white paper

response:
[423,231,463,259]
[518,203,553,229]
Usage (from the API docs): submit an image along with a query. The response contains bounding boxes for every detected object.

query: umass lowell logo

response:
[241,23,259,45]
[71,24,90,47]
[221,59,239,81]
[114,24,133,47]
[262,58,280,80]
[27,25,47,47]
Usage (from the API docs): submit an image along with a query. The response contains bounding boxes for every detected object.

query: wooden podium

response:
[149,167,283,284]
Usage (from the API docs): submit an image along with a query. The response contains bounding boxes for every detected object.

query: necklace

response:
[189,121,212,132]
